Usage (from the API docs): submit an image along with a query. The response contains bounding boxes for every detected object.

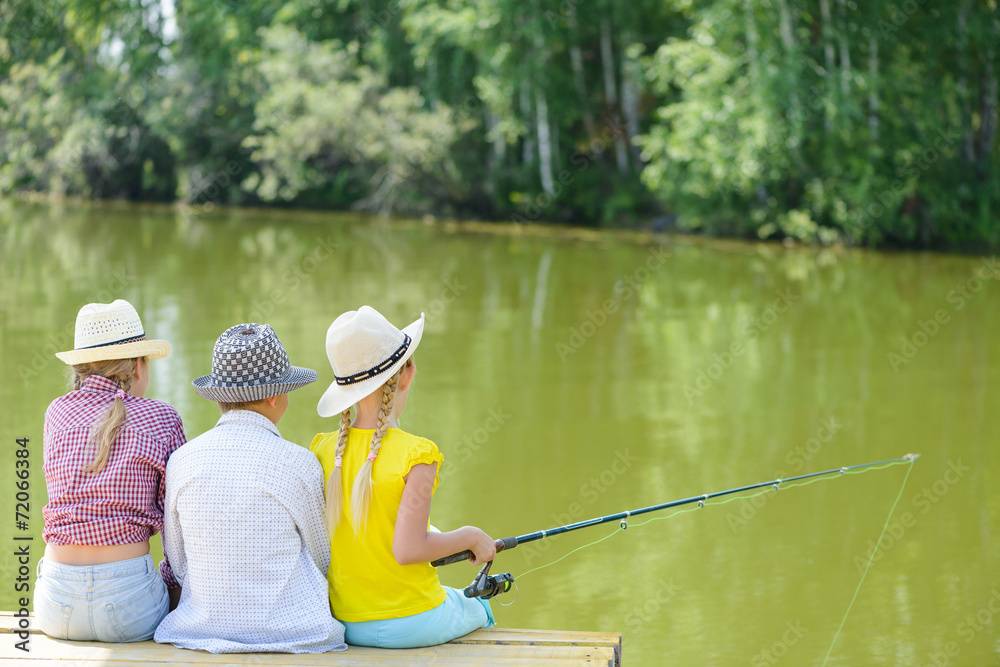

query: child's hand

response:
[465,527,497,565]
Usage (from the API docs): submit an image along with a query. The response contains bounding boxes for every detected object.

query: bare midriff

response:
[45,541,150,566]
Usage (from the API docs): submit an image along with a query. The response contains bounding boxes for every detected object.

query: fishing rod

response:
[433,453,920,599]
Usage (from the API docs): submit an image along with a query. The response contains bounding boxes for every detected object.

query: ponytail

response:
[350,367,401,534]
[70,358,139,474]
[324,408,352,533]
[324,358,412,536]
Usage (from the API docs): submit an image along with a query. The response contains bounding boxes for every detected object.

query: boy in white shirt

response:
[154,323,346,654]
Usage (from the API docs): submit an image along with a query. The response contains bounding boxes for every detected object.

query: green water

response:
[1,200,997,665]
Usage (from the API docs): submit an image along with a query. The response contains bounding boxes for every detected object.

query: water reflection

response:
[1,200,997,665]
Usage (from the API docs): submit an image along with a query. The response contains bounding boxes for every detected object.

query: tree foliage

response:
[0,0,997,249]
[243,26,460,213]
[639,0,1000,248]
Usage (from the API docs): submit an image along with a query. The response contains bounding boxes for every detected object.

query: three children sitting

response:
[41,300,492,652]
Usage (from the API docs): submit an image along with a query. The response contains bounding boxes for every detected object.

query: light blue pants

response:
[343,586,495,649]
[35,554,169,642]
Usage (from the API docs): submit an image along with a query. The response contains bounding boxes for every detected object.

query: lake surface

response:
[1,199,997,665]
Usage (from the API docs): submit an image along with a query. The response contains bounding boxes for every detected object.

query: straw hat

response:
[55,300,170,365]
[317,306,424,418]
[192,323,318,402]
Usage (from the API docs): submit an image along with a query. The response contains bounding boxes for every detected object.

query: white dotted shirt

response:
[154,410,346,653]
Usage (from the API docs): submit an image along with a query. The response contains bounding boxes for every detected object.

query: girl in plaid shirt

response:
[36,300,186,642]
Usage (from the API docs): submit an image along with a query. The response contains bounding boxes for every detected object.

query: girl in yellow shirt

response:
[311,306,497,648]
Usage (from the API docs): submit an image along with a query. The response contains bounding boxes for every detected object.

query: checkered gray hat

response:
[192,323,317,402]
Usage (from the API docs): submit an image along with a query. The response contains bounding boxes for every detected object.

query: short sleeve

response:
[405,437,444,494]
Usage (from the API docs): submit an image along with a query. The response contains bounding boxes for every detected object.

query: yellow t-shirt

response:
[310,427,446,622]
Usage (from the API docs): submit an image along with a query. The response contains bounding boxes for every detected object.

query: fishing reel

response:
[463,560,515,599]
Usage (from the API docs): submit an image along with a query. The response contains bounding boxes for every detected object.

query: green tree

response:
[638,0,1000,249]
[241,25,460,213]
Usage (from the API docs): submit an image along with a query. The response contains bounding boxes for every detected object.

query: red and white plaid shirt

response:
[42,375,187,587]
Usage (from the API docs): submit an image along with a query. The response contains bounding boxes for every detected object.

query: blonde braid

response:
[350,368,402,533]
[71,358,138,474]
[324,408,352,533]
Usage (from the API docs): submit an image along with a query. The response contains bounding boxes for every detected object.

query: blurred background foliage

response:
[0,0,998,249]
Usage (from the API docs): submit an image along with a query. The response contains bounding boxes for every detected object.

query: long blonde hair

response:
[325,358,411,535]
[70,358,139,474]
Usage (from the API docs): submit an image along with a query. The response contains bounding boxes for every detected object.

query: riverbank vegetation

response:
[1,1,997,249]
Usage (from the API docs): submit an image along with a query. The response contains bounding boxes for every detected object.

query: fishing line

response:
[496,581,519,607]
[434,456,920,577]
[821,456,915,666]
[517,523,628,581]
[515,458,913,585]
[439,456,919,606]
[511,457,916,664]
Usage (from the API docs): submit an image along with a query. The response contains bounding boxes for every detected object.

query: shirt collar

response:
[215,409,282,438]
[79,375,122,394]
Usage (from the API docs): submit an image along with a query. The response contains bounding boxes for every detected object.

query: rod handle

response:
[431,536,518,567]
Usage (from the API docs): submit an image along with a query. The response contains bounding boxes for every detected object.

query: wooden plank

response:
[0,636,613,661]
[0,614,620,667]
[0,643,611,666]
[0,618,621,646]
[453,628,622,647]
[0,617,39,634]
[453,628,621,666]
[0,659,609,667]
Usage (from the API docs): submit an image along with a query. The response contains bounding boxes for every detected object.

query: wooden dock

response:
[0,613,621,666]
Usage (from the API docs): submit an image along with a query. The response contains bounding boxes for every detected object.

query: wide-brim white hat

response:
[55,299,170,365]
[193,323,317,402]
[317,306,424,418]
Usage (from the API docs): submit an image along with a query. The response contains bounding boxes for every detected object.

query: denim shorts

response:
[343,586,494,649]
[35,554,169,642]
